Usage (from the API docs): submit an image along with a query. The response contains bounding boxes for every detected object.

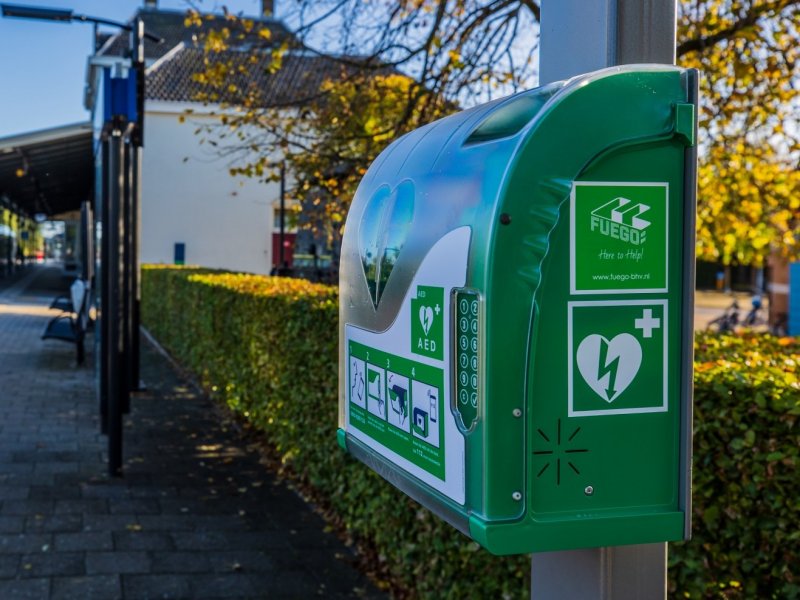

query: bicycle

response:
[741,294,768,328]
[706,299,740,333]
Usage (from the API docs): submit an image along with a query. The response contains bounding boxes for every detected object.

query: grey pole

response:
[107,128,125,477]
[99,140,109,435]
[130,15,145,391]
[539,0,676,84]
[279,162,286,271]
[534,0,677,597]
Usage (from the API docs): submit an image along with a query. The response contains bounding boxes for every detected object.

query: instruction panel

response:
[344,227,470,505]
[348,341,445,479]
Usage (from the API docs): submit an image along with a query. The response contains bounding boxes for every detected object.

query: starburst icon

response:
[532,419,589,486]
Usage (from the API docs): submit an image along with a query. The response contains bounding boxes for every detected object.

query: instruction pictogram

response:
[411,380,440,447]
[350,357,366,409]
[366,364,386,419]
[387,371,411,432]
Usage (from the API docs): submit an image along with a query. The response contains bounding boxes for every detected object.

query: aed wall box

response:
[338,66,698,555]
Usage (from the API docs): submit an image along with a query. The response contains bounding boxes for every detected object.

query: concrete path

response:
[0,266,384,599]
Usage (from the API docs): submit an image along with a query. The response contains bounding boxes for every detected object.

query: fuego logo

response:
[590,197,651,246]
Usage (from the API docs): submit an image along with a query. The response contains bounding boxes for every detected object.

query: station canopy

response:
[0,122,92,218]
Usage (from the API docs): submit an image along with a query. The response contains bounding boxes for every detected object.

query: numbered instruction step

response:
[348,341,445,480]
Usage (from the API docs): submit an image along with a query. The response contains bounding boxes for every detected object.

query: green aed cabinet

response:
[337,66,698,555]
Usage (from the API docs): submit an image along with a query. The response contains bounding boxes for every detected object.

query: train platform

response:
[0,265,383,599]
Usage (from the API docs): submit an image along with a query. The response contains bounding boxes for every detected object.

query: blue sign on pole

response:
[789,262,800,336]
[102,68,138,124]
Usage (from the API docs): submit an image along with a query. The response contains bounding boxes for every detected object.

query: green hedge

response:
[671,333,799,599]
[141,266,529,598]
[142,266,799,599]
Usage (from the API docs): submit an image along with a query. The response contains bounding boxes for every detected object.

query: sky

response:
[0,0,265,138]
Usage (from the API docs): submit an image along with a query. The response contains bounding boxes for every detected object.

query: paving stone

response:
[80,483,132,500]
[82,514,140,531]
[171,530,286,552]
[54,532,113,552]
[0,533,53,553]
[1,499,55,515]
[150,551,212,574]
[3,474,56,487]
[0,515,25,533]
[206,550,278,573]
[34,463,80,475]
[114,531,176,551]
[54,499,109,515]
[24,514,83,534]
[108,498,161,515]
[19,551,85,578]
[86,551,151,575]
[0,485,30,500]
[0,462,34,475]
[0,553,20,577]
[12,451,84,463]
[122,573,192,599]
[28,485,82,501]
[50,575,122,600]
[0,578,50,599]
[135,515,199,532]
[188,573,277,598]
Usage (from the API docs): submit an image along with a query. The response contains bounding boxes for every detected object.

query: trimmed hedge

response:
[141,266,529,598]
[671,333,799,599]
[142,266,800,599]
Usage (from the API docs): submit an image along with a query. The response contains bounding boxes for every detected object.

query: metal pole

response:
[533,0,676,597]
[131,142,142,390]
[107,128,125,477]
[279,162,286,270]
[130,16,145,390]
[539,0,676,85]
[121,138,132,411]
[99,139,110,435]
[539,0,617,84]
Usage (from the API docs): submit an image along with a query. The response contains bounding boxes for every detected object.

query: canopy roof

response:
[0,123,92,217]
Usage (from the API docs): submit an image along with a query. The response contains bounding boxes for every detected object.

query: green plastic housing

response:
[338,66,697,555]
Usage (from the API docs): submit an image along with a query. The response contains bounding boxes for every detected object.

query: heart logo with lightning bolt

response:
[419,306,434,335]
[358,181,415,308]
[576,333,642,402]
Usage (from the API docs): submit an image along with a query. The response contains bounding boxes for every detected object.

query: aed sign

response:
[411,285,444,360]
[568,300,668,417]
[571,182,668,294]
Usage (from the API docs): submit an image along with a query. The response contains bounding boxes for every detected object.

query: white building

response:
[85,2,335,275]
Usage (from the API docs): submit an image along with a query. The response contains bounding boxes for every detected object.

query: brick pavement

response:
[0,266,384,599]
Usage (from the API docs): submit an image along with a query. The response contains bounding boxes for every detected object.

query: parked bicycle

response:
[741,294,767,328]
[706,299,740,333]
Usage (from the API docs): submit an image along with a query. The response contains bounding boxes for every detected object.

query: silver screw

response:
[512,408,522,418]
[584,486,594,496]
[512,491,522,501]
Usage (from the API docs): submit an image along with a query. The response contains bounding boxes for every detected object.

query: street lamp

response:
[0,4,163,38]
[1,3,162,146]
[1,3,162,40]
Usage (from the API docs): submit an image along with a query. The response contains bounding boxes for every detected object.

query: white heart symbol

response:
[576,333,642,402]
[419,306,434,336]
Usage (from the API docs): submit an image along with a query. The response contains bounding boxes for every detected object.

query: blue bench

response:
[42,279,91,365]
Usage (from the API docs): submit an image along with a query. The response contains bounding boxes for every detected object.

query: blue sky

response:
[0,0,263,138]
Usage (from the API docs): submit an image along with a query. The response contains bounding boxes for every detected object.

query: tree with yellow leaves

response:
[678,0,800,265]
[186,0,799,267]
